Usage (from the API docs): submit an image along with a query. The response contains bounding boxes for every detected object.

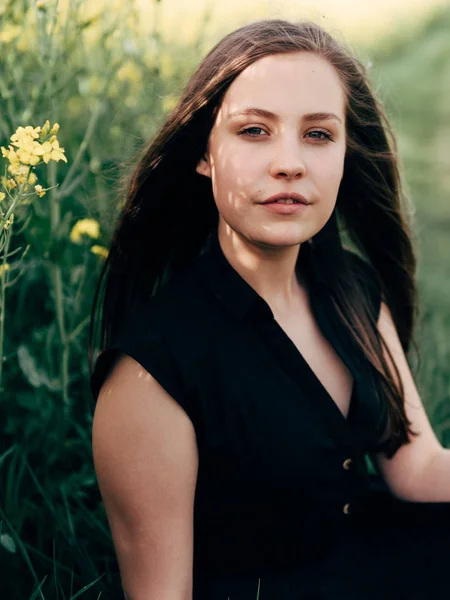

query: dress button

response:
[343,503,352,515]
[343,458,353,470]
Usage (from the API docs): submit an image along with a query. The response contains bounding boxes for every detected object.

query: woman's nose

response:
[269,139,306,180]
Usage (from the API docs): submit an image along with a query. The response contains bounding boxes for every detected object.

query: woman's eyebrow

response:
[227,107,343,124]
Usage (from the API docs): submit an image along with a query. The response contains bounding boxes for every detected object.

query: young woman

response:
[89,19,450,600]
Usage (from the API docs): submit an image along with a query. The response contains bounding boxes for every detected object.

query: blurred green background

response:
[0,0,449,597]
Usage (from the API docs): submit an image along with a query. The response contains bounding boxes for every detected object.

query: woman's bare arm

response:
[92,353,199,600]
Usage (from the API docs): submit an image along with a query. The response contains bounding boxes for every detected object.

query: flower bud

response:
[34,185,46,198]
[41,120,51,136]
[49,123,60,136]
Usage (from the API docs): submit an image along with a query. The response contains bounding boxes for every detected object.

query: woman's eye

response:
[306,130,334,142]
[237,128,335,141]
[238,127,267,137]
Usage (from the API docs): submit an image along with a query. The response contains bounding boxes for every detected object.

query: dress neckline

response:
[198,228,363,451]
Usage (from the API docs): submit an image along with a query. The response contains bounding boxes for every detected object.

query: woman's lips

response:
[259,201,309,214]
[262,192,309,204]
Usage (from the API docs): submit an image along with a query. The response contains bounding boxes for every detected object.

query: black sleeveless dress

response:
[90,229,450,599]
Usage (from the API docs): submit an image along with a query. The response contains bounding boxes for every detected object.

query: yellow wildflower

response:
[8,163,23,176]
[16,149,33,165]
[36,0,46,10]
[9,129,42,166]
[9,149,20,165]
[34,185,45,198]
[35,140,67,164]
[10,126,41,145]
[90,245,109,259]
[14,173,27,185]
[28,172,38,186]
[3,214,14,230]
[3,123,66,167]
[9,164,30,184]
[11,135,34,153]
[1,146,20,165]
[70,218,100,243]
[0,192,5,202]
[10,135,41,166]
[7,179,17,190]
[0,263,10,275]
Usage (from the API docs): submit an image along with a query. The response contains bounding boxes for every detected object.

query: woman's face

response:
[196,51,347,250]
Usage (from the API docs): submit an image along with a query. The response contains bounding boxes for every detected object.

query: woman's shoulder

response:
[90,257,212,419]
[118,253,220,378]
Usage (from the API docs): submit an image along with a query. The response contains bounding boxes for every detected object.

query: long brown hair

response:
[89,19,419,459]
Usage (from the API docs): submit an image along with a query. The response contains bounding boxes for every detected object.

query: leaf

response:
[28,576,48,600]
[17,345,41,388]
[17,346,61,391]
[364,453,378,476]
[1,533,17,554]
[69,574,104,599]
[54,209,73,241]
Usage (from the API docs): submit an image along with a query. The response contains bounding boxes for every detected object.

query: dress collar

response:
[198,229,270,322]
[197,228,321,323]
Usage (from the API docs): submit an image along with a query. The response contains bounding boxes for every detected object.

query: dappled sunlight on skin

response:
[195,51,347,310]
[102,361,155,399]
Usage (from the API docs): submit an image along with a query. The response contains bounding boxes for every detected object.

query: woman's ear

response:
[196,154,211,178]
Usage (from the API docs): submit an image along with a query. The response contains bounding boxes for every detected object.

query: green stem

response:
[57,100,103,198]
[49,162,70,408]
[0,173,34,391]
[0,179,28,230]
[0,226,12,394]
[69,247,88,331]
[67,315,90,344]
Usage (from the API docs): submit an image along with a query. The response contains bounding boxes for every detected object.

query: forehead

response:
[219,52,346,119]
